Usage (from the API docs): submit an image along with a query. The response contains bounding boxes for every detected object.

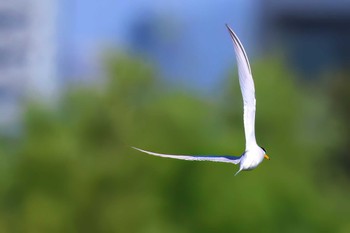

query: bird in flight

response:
[133,24,270,175]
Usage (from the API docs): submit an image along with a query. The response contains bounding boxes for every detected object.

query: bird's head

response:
[260,146,270,160]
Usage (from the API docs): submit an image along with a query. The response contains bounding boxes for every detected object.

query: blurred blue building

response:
[0,0,58,132]
[262,0,350,79]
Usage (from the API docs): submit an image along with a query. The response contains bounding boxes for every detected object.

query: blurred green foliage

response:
[0,54,349,233]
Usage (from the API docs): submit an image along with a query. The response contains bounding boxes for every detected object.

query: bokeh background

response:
[1,0,350,232]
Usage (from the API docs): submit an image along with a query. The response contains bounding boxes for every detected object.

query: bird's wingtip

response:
[131,146,142,152]
[225,23,233,30]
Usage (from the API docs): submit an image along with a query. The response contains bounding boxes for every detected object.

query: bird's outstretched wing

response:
[132,147,241,164]
[226,24,257,148]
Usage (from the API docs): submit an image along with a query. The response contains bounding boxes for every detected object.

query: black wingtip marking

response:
[225,24,252,74]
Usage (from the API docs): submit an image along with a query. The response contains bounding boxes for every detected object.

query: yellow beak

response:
[264,154,270,160]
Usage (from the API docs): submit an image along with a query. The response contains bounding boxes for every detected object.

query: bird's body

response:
[238,146,266,172]
[133,24,269,175]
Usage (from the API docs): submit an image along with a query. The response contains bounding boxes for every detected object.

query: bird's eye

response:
[260,146,266,153]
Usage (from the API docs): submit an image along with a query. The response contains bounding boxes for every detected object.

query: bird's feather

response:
[132,147,241,164]
[226,24,257,149]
